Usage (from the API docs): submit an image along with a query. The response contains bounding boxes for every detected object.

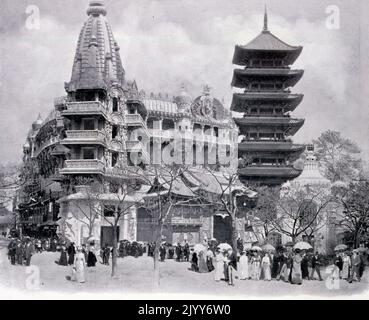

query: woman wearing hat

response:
[239,250,249,280]
[214,248,224,281]
[251,251,261,280]
[342,251,351,281]
[72,246,86,283]
[351,250,361,282]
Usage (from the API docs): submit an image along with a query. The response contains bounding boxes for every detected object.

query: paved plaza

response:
[0,239,367,299]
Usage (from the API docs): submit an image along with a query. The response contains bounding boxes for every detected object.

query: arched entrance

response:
[213,215,232,244]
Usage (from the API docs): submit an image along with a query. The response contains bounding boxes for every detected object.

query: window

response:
[82,147,95,159]
[104,205,115,217]
[112,97,118,112]
[112,125,118,139]
[111,152,119,167]
[83,118,95,130]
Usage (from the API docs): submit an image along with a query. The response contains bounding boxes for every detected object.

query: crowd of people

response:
[6,235,368,286]
[332,249,367,283]
[187,243,369,286]
[7,237,35,266]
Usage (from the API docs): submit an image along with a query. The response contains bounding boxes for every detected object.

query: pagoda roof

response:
[233,31,303,66]
[231,92,303,112]
[238,141,305,154]
[238,166,302,179]
[235,117,304,135]
[232,68,304,89]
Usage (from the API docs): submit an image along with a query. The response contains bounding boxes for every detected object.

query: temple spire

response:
[263,5,268,32]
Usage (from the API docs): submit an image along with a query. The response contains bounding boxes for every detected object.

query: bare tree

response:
[264,184,333,243]
[248,186,279,241]
[137,164,201,287]
[99,184,141,278]
[70,182,103,241]
[332,181,369,247]
[201,167,256,250]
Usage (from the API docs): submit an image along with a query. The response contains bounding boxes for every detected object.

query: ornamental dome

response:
[175,84,192,114]
[192,85,231,120]
[32,114,43,131]
[23,141,30,151]
[66,1,125,92]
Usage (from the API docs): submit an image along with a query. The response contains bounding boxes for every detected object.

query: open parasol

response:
[293,241,313,250]
[193,243,207,253]
[217,243,232,251]
[251,245,263,251]
[334,244,348,251]
[262,243,276,252]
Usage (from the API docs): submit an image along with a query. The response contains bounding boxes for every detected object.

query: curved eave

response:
[60,140,107,147]
[238,166,303,179]
[235,117,305,136]
[231,93,304,112]
[238,142,306,154]
[232,45,303,66]
[232,69,304,89]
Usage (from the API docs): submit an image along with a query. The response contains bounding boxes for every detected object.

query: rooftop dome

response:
[175,84,192,114]
[193,85,231,121]
[293,147,330,186]
[23,141,30,150]
[66,1,125,92]
[32,114,43,131]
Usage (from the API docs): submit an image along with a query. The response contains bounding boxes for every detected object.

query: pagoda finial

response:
[263,4,268,32]
[203,84,211,95]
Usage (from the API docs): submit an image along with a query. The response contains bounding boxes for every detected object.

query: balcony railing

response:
[60,159,105,174]
[126,114,149,137]
[126,114,145,126]
[148,128,175,139]
[33,136,60,157]
[61,101,108,119]
[62,130,106,145]
[171,217,202,226]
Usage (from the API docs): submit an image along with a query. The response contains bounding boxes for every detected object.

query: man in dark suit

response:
[310,251,323,281]
[24,239,35,266]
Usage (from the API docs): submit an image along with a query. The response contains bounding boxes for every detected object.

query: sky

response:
[0,0,368,165]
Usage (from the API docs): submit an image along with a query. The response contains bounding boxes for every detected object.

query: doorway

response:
[213,215,232,244]
[100,226,120,247]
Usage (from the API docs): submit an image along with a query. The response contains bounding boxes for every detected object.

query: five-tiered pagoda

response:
[232,8,305,186]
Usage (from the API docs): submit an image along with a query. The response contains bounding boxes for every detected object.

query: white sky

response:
[0,0,368,164]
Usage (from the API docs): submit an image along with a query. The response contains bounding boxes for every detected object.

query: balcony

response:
[62,130,106,146]
[33,136,60,157]
[59,159,105,175]
[126,114,145,127]
[126,141,150,164]
[148,128,175,139]
[61,101,108,119]
[126,114,149,137]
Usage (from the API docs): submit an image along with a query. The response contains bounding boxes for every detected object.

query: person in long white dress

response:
[214,248,224,282]
[239,250,249,280]
[342,252,351,280]
[251,252,261,280]
[261,253,271,281]
[72,247,86,283]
